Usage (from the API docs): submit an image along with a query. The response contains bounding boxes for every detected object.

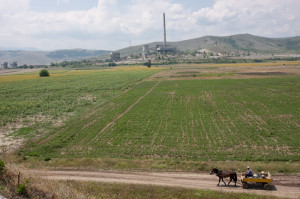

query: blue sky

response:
[30,0,214,13]
[0,0,299,50]
[30,0,98,12]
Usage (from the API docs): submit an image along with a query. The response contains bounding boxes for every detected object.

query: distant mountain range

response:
[117,34,300,57]
[0,47,41,51]
[1,34,300,65]
[0,49,110,65]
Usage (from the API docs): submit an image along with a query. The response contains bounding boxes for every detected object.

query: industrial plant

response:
[156,13,176,54]
[109,13,177,63]
[0,62,17,70]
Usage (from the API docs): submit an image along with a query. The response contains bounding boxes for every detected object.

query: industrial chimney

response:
[156,12,176,54]
[163,13,167,47]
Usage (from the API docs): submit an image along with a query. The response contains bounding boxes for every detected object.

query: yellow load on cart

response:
[241,171,272,190]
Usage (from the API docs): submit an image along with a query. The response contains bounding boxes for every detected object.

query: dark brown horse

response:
[210,168,237,186]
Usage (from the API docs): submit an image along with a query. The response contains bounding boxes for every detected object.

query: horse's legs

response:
[234,177,237,186]
[217,177,221,186]
[222,177,226,185]
[228,177,232,185]
[234,173,237,186]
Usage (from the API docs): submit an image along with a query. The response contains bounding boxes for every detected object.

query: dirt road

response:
[0,68,40,76]
[24,170,300,198]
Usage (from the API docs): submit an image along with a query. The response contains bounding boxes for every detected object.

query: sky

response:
[0,0,299,51]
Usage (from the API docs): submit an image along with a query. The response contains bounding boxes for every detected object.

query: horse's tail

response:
[234,172,237,182]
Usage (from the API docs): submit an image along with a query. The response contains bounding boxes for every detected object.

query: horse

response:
[210,168,237,186]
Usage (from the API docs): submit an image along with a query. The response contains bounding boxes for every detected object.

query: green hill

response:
[1,34,299,65]
[0,49,110,65]
[116,34,300,57]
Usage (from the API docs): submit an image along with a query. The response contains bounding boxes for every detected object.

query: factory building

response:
[1,62,9,69]
[110,52,121,61]
[142,45,150,60]
[143,45,149,54]
[156,45,177,54]
[10,61,18,68]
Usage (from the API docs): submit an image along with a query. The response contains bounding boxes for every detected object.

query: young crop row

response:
[25,76,300,161]
[24,81,157,157]
[97,78,299,161]
[0,68,159,126]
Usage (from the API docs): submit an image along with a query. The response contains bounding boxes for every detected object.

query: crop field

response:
[22,66,300,162]
[0,67,161,127]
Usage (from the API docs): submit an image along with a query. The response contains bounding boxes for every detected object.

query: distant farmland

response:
[22,72,300,161]
[0,67,160,127]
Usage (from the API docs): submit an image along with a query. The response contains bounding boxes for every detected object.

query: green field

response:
[1,65,300,199]
[21,76,300,162]
[0,65,299,164]
[0,68,158,126]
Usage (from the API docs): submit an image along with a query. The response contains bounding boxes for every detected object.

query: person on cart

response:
[245,166,253,178]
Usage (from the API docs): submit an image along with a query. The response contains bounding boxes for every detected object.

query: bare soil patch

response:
[0,114,67,152]
[272,174,300,187]
[237,72,289,76]
[0,68,40,76]
[147,64,300,81]
[0,133,23,153]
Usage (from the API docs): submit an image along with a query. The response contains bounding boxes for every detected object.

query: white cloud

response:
[56,0,70,4]
[0,0,30,14]
[97,0,117,7]
[0,0,299,50]
[192,0,300,37]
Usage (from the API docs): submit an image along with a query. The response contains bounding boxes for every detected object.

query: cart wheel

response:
[264,184,272,190]
[242,183,249,189]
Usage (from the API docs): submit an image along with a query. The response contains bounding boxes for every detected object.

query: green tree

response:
[147,60,151,68]
[108,62,116,67]
[39,69,50,77]
[144,60,151,68]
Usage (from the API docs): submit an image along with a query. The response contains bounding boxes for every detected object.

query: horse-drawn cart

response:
[241,171,272,190]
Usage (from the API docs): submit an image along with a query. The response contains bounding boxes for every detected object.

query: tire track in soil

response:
[88,81,160,145]
[24,170,300,199]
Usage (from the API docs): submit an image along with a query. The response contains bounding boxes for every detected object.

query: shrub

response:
[143,60,151,68]
[39,69,50,77]
[108,62,117,67]
[0,160,5,176]
[16,183,27,195]
[0,160,4,172]
[44,157,51,161]
[16,179,30,196]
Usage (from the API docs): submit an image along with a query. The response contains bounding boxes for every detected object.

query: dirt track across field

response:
[24,170,300,198]
[88,81,160,144]
[0,68,40,76]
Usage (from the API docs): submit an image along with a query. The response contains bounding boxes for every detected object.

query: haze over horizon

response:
[0,0,299,51]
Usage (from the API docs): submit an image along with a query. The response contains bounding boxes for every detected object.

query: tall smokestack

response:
[163,13,166,47]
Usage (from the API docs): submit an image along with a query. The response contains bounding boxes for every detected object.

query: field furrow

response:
[9,71,298,162]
